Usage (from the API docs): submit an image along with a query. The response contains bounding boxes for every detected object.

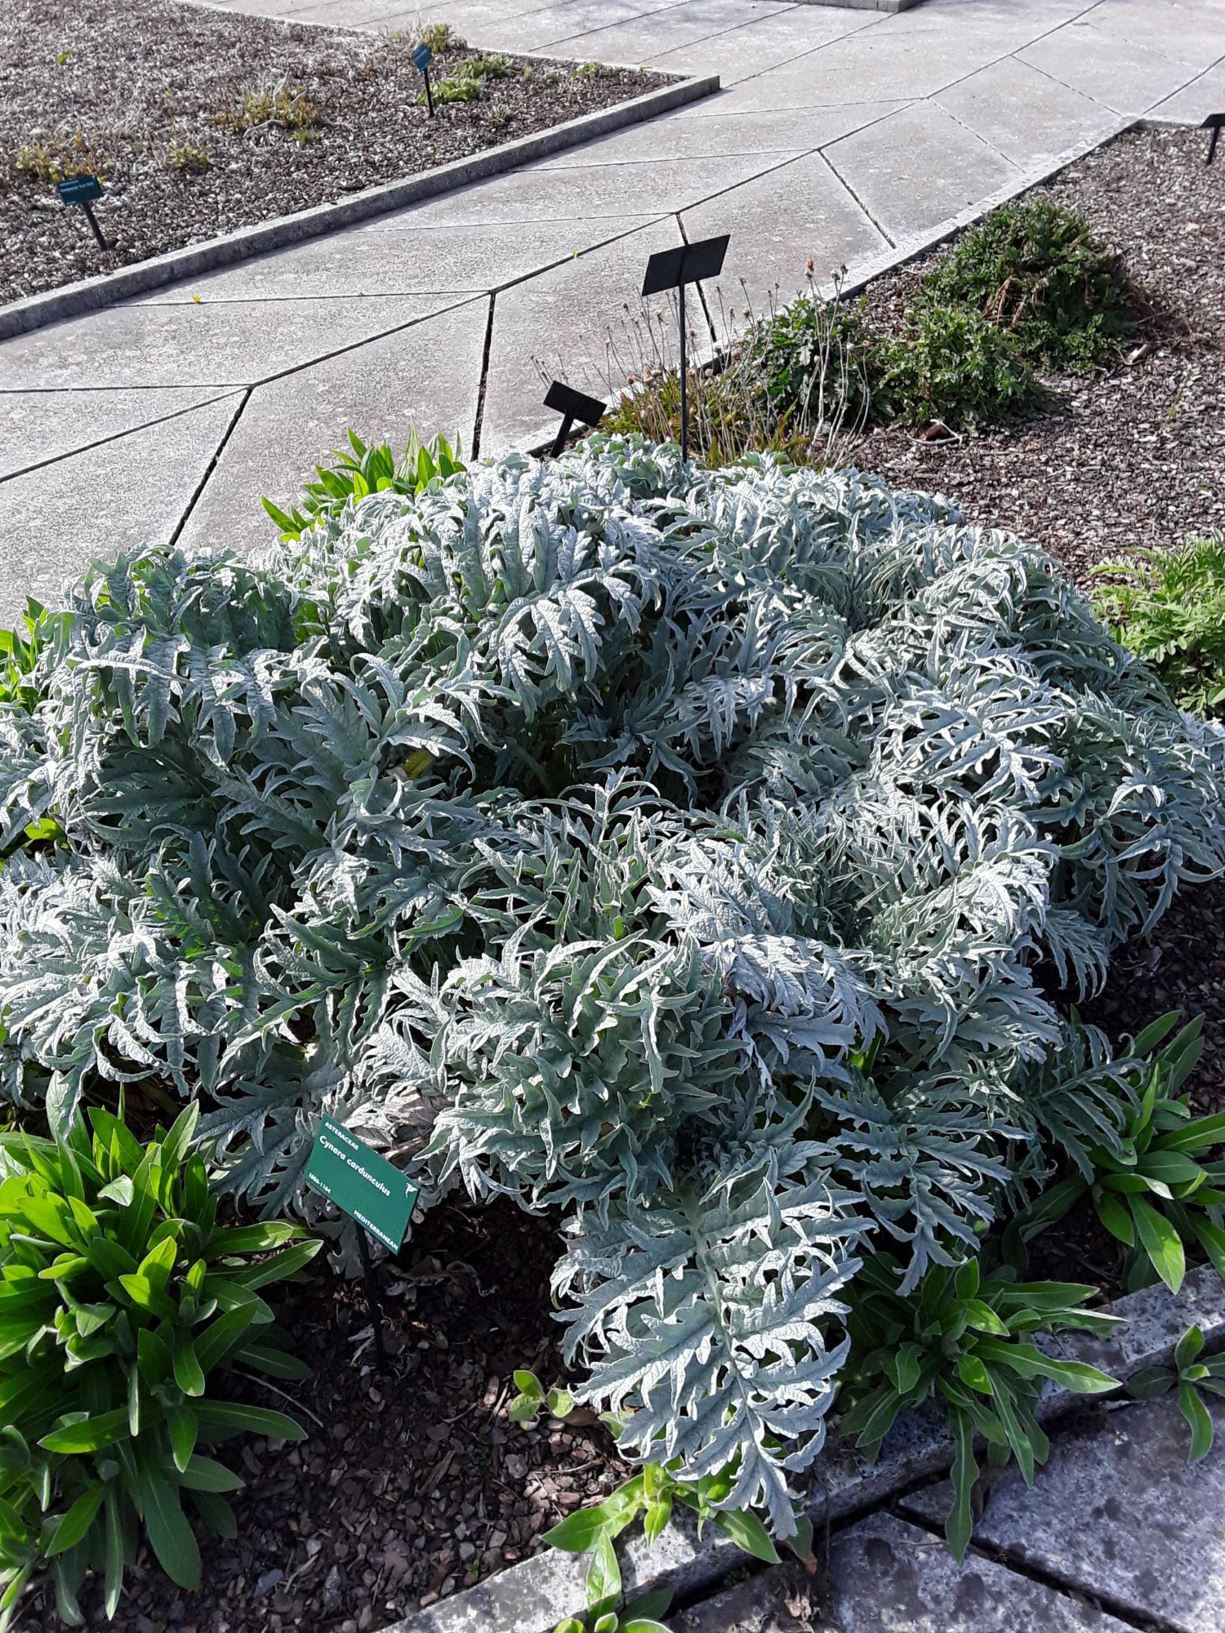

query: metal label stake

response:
[641,234,730,463]
[413,43,435,117]
[56,174,111,250]
[303,1115,419,1377]
[544,379,607,456]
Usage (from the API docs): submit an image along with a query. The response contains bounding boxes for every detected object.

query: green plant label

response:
[57,175,103,206]
[304,1117,417,1251]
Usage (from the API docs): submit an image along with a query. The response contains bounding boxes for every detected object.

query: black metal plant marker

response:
[544,379,607,456]
[56,174,110,250]
[1203,113,1225,165]
[413,42,435,117]
[641,234,730,463]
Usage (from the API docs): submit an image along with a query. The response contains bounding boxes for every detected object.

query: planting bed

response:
[0,0,662,305]
[854,126,1225,590]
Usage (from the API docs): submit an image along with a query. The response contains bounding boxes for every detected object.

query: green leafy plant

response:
[546,1460,781,1630]
[1012,1013,1224,1295]
[919,197,1136,371]
[165,142,210,176]
[261,427,464,539]
[1128,1324,1225,1463]
[0,1104,318,1626]
[841,1256,1118,1557]
[871,302,1040,430]
[508,1369,574,1427]
[2,440,1223,1537]
[12,137,104,186]
[223,84,323,136]
[1093,535,1225,718]
[419,22,466,52]
[573,61,606,80]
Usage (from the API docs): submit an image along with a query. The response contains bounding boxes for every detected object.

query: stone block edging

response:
[0,73,718,344]
[390,1264,1225,1633]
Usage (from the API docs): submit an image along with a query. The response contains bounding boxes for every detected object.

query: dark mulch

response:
[850,125,1225,588]
[0,0,663,305]
[16,1199,626,1633]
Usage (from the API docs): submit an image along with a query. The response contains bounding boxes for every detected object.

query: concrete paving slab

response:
[1018,21,1201,115]
[674,1512,1134,1632]
[456,0,692,52]
[0,294,470,391]
[178,298,488,554]
[900,1395,1225,1633]
[825,99,1018,243]
[682,148,888,309]
[0,396,240,626]
[536,0,793,61]
[362,150,795,227]
[706,19,1005,109]
[0,386,236,481]
[643,3,880,83]
[1084,0,1225,70]
[539,100,906,162]
[935,55,1121,169]
[120,217,659,301]
[479,216,681,455]
[1150,58,1225,121]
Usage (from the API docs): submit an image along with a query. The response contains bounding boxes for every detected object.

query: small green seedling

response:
[1128,1325,1225,1463]
[508,1369,574,1427]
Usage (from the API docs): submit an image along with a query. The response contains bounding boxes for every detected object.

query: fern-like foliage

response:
[1,437,1223,1529]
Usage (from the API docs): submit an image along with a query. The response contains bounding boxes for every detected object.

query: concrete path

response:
[676,1393,1225,1632]
[4,0,1225,622]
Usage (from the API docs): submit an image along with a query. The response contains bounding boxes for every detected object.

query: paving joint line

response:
[536,0,795,57]
[168,388,252,549]
[470,293,498,460]
[0,390,244,486]
[896,1501,1190,1633]
[814,143,896,250]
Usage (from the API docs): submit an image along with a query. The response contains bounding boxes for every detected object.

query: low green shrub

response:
[419,21,466,52]
[1092,534,1225,718]
[918,197,1135,371]
[871,302,1040,430]
[0,1105,317,1626]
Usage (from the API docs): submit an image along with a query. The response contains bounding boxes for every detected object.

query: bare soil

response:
[0,0,663,305]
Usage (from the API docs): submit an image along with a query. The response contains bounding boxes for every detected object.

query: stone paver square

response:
[366,151,796,228]
[541,101,907,164]
[0,397,240,627]
[536,0,793,63]
[682,148,888,309]
[179,298,489,555]
[675,1510,1135,1631]
[0,386,234,481]
[935,56,1123,169]
[124,217,660,302]
[900,1395,1225,1633]
[825,99,1018,244]
[0,293,473,390]
[1018,21,1201,115]
[1086,0,1225,68]
[643,3,879,84]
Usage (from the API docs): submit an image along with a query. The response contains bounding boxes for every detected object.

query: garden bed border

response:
[391,1264,1225,1633]
[0,72,717,343]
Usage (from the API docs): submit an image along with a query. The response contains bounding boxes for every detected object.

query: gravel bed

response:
[0,0,663,305]
[15,1199,627,1633]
